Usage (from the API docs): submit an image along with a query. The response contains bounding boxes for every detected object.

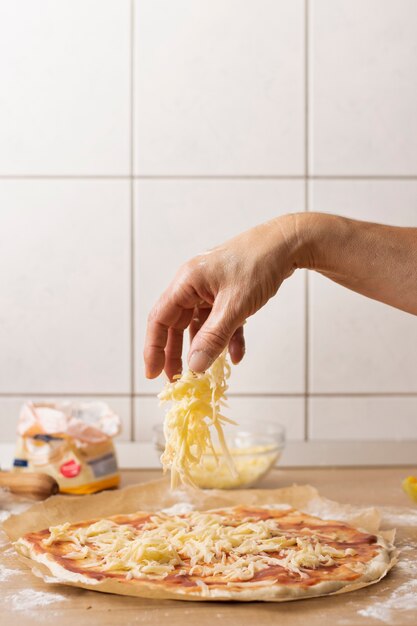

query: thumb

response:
[188,297,239,373]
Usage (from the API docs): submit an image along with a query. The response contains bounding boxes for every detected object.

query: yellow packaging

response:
[12,402,121,494]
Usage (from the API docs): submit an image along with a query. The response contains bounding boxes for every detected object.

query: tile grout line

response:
[304,0,309,183]
[306,392,417,398]
[227,392,417,398]
[0,393,133,398]
[1,175,417,181]
[0,175,130,180]
[303,0,310,443]
[304,193,310,442]
[308,175,417,181]
[130,0,136,443]
[133,175,305,180]
[0,392,416,398]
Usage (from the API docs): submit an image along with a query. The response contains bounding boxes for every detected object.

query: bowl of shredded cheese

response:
[153,417,285,489]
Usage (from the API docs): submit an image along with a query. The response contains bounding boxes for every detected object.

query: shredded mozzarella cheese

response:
[42,511,358,584]
[187,445,280,489]
[158,350,237,488]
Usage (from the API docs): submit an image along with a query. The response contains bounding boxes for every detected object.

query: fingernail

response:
[189,350,213,373]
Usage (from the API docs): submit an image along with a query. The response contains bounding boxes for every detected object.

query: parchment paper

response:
[1,479,398,602]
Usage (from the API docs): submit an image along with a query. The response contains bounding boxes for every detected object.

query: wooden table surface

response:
[2,467,417,626]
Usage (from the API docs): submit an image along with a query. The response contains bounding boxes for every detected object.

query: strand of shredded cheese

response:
[42,511,357,584]
[158,350,237,488]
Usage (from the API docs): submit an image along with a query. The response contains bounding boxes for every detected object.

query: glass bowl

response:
[153,417,285,489]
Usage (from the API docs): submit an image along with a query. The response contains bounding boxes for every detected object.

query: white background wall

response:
[0,0,416,467]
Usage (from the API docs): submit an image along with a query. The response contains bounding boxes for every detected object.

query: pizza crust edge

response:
[15,522,397,602]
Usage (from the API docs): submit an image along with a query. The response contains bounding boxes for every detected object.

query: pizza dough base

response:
[15,513,396,602]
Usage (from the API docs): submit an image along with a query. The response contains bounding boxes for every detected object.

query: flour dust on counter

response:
[357,543,417,623]
[0,561,19,582]
[358,578,417,623]
[6,588,67,611]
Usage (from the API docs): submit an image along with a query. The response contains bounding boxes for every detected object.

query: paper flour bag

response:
[12,401,121,494]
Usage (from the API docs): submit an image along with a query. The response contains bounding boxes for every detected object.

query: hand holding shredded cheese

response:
[158,350,237,488]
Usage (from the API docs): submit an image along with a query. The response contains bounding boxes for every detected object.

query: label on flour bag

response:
[60,459,82,478]
[88,453,118,478]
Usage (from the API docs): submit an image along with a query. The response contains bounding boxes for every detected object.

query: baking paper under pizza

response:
[14,504,396,602]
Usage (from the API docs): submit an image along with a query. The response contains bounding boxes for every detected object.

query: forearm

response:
[295,212,417,315]
[144,210,416,377]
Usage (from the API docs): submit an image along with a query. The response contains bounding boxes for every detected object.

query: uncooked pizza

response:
[15,504,395,602]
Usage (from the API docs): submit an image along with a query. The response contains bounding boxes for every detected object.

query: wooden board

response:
[1,467,417,626]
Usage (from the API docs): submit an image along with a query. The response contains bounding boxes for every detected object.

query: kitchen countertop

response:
[1,467,417,626]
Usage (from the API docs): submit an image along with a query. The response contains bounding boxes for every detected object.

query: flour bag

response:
[13,401,121,494]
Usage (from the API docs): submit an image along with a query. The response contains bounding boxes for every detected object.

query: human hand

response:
[144,213,304,380]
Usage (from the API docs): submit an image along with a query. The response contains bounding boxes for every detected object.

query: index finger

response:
[144,299,180,379]
[144,288,200,379]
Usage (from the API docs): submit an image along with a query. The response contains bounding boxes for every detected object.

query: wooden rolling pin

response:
[0,471,59,499]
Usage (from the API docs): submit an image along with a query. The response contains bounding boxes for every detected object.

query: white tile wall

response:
[135,396,304,443]
[0,0,130,175]
[134,180,306,396]
[309,181,417,393]
[134,0,305,175]
[0,180,131,394]
[310,397,417,441]
[225,397,304,441]
[0,1,417,465]
[310,0,417,175]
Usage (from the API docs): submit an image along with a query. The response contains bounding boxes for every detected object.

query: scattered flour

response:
[0,563,19,581]
[396,556,417,575]
[267,503,293,511]
[0,488,33,524]
[0,531,10,548]
[381,508,417,527]
[162,502,293,515]
[357,549,417,624]
[0,493,68,613]
[358,578,417,623]
[8,589,67,611]
[161,502,195,515]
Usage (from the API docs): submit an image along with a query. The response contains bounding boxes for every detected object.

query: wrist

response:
[269,212,315,272]
[284,212,348,272]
